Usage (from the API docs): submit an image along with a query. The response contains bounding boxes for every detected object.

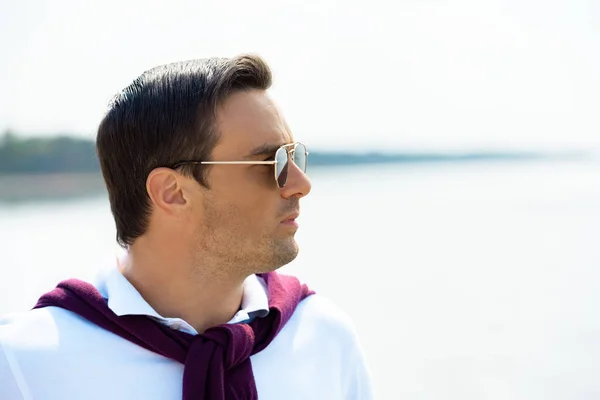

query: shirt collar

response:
[93,264,270,333]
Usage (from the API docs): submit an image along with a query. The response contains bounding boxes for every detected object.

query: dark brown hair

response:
[96,54,273,248]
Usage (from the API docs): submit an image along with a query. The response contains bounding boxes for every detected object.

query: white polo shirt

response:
[0,267,374,400]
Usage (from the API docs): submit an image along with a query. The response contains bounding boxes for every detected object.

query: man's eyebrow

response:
[245,143,283,158]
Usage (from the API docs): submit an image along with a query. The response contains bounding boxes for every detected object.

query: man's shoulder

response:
[1,308,56,343]
[290,293,360,343]
[297,293,354,324]
[0,306,99,351]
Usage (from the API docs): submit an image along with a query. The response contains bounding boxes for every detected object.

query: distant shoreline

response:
[1,133,593,178]
[0,150,591,202]
[0,172,106,202]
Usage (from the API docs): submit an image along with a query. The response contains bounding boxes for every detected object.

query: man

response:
[0,54,373,399]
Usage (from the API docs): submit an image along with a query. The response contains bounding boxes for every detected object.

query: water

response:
[1,159,599,399]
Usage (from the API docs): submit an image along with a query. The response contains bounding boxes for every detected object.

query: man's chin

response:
[255,241,299,274]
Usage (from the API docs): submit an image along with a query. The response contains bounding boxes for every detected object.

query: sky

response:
[1,0,599,151]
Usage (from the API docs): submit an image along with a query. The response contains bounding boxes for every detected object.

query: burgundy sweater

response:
[33,271,313,400]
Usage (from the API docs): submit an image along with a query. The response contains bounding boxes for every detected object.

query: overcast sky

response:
[1,0,598,151]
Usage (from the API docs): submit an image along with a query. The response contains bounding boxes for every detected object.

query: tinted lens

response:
[293,143,307,172]
[275,147,289,187]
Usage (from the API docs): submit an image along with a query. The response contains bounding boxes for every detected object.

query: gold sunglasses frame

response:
[172,142,308,188]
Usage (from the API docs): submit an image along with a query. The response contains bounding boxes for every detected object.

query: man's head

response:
[96,54,311,276]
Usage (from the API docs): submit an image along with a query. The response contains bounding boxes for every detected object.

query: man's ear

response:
[146,168,188,213]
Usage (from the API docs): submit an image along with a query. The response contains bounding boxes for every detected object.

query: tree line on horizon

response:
[0,130,547,175]
[0,131,100,174]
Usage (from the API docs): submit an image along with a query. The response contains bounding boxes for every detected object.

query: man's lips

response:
[281,211,300,224]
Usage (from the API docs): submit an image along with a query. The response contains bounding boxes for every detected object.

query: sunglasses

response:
[172,142,308,188]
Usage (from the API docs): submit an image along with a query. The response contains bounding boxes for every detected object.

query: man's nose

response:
[280,161,311,199]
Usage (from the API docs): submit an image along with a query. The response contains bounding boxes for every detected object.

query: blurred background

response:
[1,0,599,399]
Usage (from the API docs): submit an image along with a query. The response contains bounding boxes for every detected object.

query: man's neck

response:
[120,241,246,334]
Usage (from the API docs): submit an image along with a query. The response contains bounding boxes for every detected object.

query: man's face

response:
[193,89,312,275]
